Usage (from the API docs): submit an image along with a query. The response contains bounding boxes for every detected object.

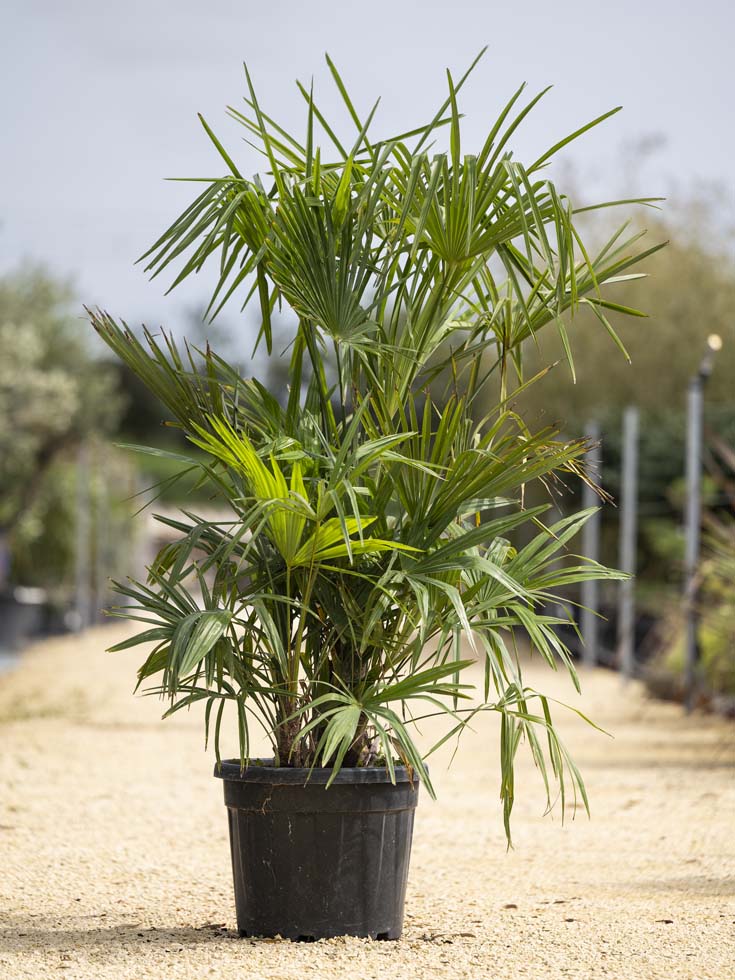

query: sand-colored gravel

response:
[0,625,733,980]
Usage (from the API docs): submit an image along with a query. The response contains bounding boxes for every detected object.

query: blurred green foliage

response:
[0,267,124,527]
[514,192,735,426]
[643,435,735,707]
[0,266,133,594]
[505,189,735,703]
[646,527,735,705]
[11,445,136,597]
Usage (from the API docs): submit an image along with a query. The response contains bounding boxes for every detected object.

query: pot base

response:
[237,927,400,941]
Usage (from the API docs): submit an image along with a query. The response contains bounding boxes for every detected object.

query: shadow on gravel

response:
[627,874,735,898]
[581,757,734,771]
[0,917,237,954]
[0,916,485,953]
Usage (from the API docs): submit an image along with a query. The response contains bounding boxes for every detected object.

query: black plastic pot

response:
[214,759,420,940]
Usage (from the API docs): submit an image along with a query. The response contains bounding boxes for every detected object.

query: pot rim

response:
[214,758,421,784]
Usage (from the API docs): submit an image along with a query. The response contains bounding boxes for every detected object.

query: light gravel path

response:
[0,626,733,980]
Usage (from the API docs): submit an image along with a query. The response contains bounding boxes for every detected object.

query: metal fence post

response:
[580,421,601,667]
[683,376,703,711]
[617,407,639,679]
[683,335,722,711]
[74,443,91,631]
[93,450,109,624]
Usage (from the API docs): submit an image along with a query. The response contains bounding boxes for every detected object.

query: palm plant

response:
[90,51,662,839]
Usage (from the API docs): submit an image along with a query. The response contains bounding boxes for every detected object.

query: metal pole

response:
[683,376,703,711]
[74,443,91,631]
[617,407,639,679]
[580,421,601,668]
[93,449,109,624]
[682,334,723,711]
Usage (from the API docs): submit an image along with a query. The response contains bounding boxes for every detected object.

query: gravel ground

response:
[0,625,733,980]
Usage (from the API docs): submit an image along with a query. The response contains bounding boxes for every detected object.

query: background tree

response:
[0,266,127,593]
[512,190,735,428]
[499,188,735,677]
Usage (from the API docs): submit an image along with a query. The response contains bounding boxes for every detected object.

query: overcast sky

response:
[2,0,733,333]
